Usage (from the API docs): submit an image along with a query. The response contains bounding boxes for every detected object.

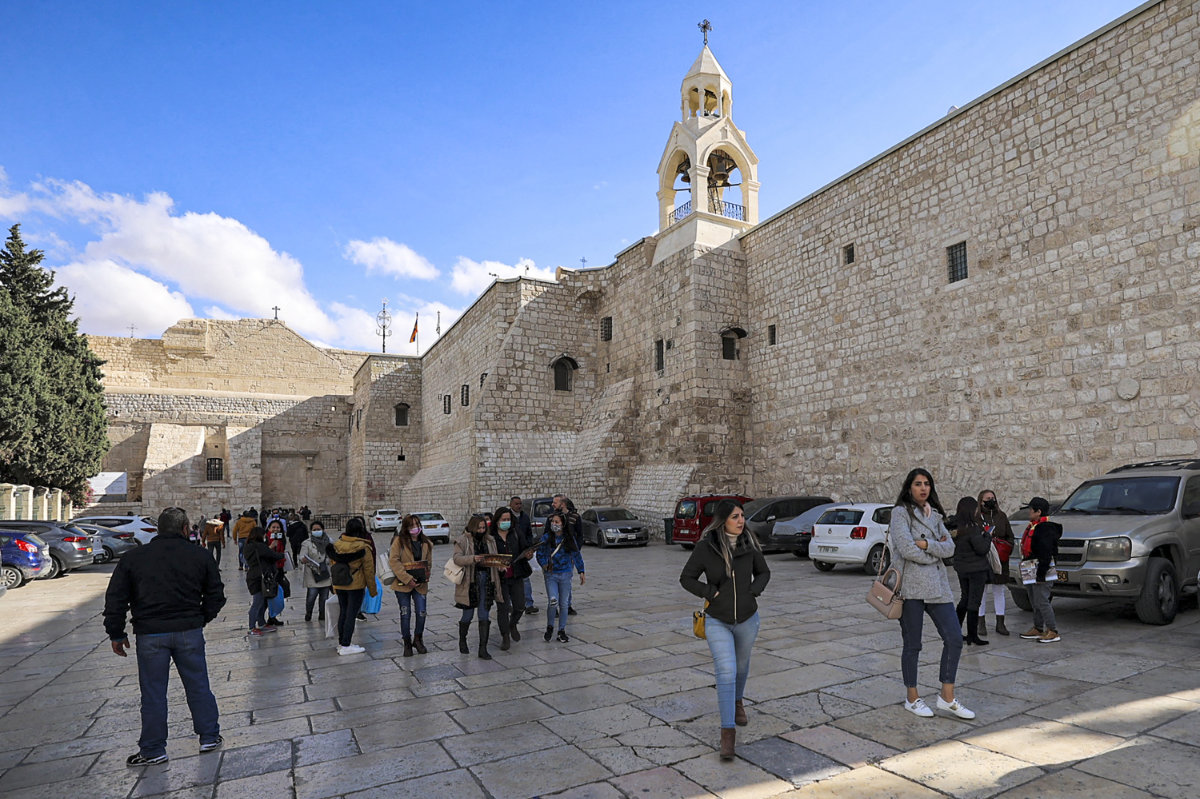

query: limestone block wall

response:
[348,356,422,514]
[740,0,1200,506]
[261,396,352,513]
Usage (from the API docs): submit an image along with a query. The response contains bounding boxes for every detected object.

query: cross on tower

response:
[127,324,137,338]
[698,19,712,46]
[580,256,588,268]
[272,305,281,320]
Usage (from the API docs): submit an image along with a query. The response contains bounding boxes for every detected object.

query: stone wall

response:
[739,0,1200,505]
[348,356,422,514]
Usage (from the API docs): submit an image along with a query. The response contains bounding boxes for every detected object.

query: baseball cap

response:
[1021,497,1050,514]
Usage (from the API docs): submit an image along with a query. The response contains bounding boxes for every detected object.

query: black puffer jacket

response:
[680,530,770,625]
[1028,520,1062,582]
[244,540,284,595]
[952,523,992,575]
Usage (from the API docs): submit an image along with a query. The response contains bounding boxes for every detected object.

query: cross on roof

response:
[698,19,712,46]
[272,305,281,320]
[580,256,588,268]
[127,324,137,338]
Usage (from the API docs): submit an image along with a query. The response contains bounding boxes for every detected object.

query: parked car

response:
[71,514,159,545]
[810,503,893,573]
[370,508,401,533]
[1007,460,1200,625]
[0,521,93,579]
[73,522,138,563]
[773,502,849,557]
[671,494,753,549]
[580,507,650,547]
[1008,500,1065,542]
[743,495,834,552]
[530,496,555,541]
[0,530,51,588]
[411,512,451,544]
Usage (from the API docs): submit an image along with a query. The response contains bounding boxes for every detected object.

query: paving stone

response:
[1028,654,1166,684]
[449,697,557,733]
[0,751,96,792]
[774,764,943,798]
[343,767,487,799]
[879,739,1043,799]
[293,740,455,799]
[781,725,899,768]
[543,781,626,799]
[540,704,664,744]
[1076,736,1200,799]
[1026,685,1197,737]
[673,751,795,798]
[293,728,361,767]
[444,720,566,767]
[990,768,1157,799]
[833,704,977,750]
[214,768,292,799]
[615,667,716,699]
[634,687,717,723]
[576,736,659,775]
[759,691,871,728]
[471,744,611,797]
[352,709,464,752]
[217,739,292,781]
[1108,665,1200,704]
[737,735,847,787]
[131,753,222,798]
[609,765,717,798]
[744,664,867,702]
[539,683,640,714]
[958,714,1125,766]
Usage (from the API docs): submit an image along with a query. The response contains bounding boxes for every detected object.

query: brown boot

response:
[413,634,428,654]
[720,728,736,761]
[734,700,748,726]
[995,616,1009,636]
[402,637,414,657]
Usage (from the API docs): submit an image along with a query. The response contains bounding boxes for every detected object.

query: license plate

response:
[818,546,836,553]
[1057,570,1068,582]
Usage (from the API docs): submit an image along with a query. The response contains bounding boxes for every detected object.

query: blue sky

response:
[1,0,1144,352]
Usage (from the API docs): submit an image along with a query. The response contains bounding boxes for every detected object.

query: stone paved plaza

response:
[2,538,1199,799]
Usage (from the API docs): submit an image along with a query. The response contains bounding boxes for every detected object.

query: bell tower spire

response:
[656,23,760,249]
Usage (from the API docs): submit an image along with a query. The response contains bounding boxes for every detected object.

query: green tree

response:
[0,224,108,502]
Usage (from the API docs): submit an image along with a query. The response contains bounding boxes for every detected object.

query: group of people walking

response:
[679,468,1062,761]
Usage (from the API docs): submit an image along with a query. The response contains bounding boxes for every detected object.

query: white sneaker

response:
[337,644,365,656]
[936,696,976,719]
[903,698,934,717]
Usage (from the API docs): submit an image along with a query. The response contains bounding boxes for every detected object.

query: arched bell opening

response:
[665,150,694,224]
[705,149,744,222]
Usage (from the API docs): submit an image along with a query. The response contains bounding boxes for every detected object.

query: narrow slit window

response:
[654,339,664,372]
[461,385,470,406]
[768,324,777,346]
[443,395,451,414]
[843,243,855,265]
[947,241,968,283]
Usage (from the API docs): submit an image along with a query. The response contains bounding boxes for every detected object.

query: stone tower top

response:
[681,45,733,122]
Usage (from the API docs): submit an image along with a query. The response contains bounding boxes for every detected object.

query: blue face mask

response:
[499,520,512,531]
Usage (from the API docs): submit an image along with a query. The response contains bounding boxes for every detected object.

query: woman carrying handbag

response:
[889,469,976,720]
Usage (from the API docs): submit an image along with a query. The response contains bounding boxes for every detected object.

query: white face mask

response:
[551,522,563,533]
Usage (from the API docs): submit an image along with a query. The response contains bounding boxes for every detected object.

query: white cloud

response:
[37,178,339,342]
[449,256,557,296]
[203,305,238,320]
[54,259,194,338]
[344,237,438,280]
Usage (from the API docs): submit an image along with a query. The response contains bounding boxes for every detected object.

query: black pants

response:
[207,542,221,565]
[335,588,365,646]
[306,586,330,619]
[956,570,989,639]
[497,577,523,631]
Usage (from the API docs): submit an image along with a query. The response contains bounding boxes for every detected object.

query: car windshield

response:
[532,502,554,518]
[816,508,865,526]
[414,513,444,522]
[597,509,635,522]
[1060,477,1179,515]
[26,533,46,547]
[743,499,772,519]
[675,500,697,520]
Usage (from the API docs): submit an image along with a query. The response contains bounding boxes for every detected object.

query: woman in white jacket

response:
[888,468,975,720]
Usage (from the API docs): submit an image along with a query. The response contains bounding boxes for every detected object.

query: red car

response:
[671,494,753,549]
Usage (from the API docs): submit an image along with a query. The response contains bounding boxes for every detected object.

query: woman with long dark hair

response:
[452,514,503,659]
[952,496,992,646]
[889,468,975,720]
[243,527,283,636]
[975,489,1014,636]
[679,499,770,761]
[491,506,534,651]
[389,514,433,657]
[264,518,289,627]
[326,516,376,655]
[536,511,585,643]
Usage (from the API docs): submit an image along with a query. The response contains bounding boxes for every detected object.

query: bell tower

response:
[656,21,759,254]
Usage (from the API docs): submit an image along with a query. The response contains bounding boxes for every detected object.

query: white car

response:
[411,512,450,544]
[371,508,401,532]
[71,514,159,545]
[810,503,893,574]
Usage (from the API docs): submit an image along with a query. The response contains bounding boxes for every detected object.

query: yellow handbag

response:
[692,600,709,639]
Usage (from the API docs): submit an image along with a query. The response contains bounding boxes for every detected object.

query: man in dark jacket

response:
[1018,497,1062,643]
[286,513,309,563]
[510,496,538,615]
[104,506,227,766]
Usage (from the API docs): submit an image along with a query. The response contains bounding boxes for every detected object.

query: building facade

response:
[90,0,1200,531]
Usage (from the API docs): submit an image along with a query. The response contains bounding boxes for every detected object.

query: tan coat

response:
[452,531,501,607]
[389,536,432,595]
[232,515,255,541]
[332,535,377,595]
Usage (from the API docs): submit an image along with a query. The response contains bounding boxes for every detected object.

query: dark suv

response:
[743,495,834,552]
[2,521,95,578]
[1008,459,1200,625]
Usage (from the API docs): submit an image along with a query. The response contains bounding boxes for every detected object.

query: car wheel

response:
[103,546,116,563]
[46,556,63,579]
[1008,586,1033,612]
[0,565,23,589]
[813,560,836,572]
[1135,556,1179,625]
[598,534,607,549]
[865,544,890,575]
[681,543,695,550]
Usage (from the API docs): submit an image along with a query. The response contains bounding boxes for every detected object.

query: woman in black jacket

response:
[952,496,992,646]
[244,527,284,636]
[679,499,770,762]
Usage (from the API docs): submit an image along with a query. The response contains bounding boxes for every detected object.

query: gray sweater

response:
[888,504,955,604]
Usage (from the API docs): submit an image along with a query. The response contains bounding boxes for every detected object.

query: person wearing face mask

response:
[389,514,433,657]
[264,518,289,627]
[536,511,585,643]
[299,522,332,623]
[452,515,503,659]
[491,506,535,652]
[551,494,584,615]
[679,499,770,761]
[975,490,1014,636]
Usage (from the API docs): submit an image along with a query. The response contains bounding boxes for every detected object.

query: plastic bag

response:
[325,595,339,638]
[361,577,383,614]
[267,585,285,617]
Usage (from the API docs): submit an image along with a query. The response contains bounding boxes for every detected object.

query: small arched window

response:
[720,327,747,361]
[552,355,579,392]
[394,403,410,427]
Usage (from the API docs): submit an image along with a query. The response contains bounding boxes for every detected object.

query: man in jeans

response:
[509,496,538,616]
[1019,497,1063,643]
[104,507,227,765]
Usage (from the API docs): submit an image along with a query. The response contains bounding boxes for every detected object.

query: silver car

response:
[580,507,649,547]
[74,522,138,563]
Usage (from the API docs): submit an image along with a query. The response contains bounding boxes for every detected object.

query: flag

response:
[409,313,418,343]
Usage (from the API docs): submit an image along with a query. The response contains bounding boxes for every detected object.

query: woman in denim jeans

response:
[889,468,976,720]
[679,499,770,761]
[536,511,585,643]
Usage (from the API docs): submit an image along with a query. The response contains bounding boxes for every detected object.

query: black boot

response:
[458,621,470,654]
[995,616,1010,636]
[978,616,988,636]
[478,621,493,660]
[403,637,414,657]
[499,622,511,652]
[509,610,523,642]
[413,634,428,654]
[544,625,553,642]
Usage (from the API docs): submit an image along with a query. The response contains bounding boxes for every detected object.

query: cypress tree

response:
[0,224,108,502]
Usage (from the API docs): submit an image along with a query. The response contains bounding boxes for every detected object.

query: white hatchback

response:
[371,508,401,532]
[411,512,451,544]
[71,514,160,545]
[810,503,893,574]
